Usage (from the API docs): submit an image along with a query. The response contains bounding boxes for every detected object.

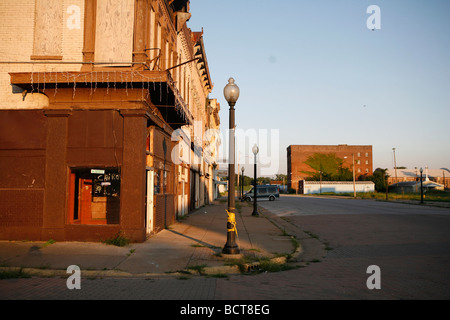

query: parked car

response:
[244,185,280,201]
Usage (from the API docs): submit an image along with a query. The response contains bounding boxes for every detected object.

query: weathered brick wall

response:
[0,110,47,240]
[0,0,84,110]
[154,194,175,232]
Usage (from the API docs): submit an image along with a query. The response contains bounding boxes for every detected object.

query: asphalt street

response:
[1,195,449,303]
[259,194,450,216]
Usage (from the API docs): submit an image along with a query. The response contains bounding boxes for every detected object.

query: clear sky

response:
[187,0,450,176]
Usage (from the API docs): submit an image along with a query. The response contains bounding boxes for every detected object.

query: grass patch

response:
[258,259,295,273]
[103,231,130,247]
[0,268,32,279]
[166,270,191,276]
[42,239,55,248]
[304,231,319,239]
[312,191,450,202]
[290,236,300,252]
[186,264,208,275]
[224,254,294,274]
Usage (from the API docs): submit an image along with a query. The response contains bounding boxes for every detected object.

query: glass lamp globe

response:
[223,78,240,105]
[252,144,259,156]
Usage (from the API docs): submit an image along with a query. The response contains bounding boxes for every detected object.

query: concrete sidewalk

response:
[0,198,297,278]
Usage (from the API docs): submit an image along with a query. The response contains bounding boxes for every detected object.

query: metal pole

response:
[241,172,243,201]
[252,155,259,216]
[353,153,356,198]
[444,170,446,191]
[319,171,322,195]
[393,148,398,183]
[420,169,424,204]
[240,173,242,200]
[239,172,242,201]
[223,102,239,254]
[163,139,167,229]
[385,173,389,200]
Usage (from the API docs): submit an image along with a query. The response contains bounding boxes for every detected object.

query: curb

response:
[0,266,212,279]
[0,204,311,279]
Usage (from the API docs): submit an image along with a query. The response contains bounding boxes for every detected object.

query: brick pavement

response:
[0,277,217,300]
[1,198,449,301]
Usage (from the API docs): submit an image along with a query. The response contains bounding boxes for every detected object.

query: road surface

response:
[2,195,449,302]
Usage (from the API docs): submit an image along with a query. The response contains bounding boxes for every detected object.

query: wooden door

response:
[79,178,93,224]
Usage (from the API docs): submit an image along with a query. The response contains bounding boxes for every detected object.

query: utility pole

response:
[444,170,446,190]
[393,148,398,184]
[352,153,356,198]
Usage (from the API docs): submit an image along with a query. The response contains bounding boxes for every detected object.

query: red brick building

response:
[0,0,217,243]
[287,145,373,191]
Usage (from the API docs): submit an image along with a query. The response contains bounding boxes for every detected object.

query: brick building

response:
[0,0,219,242]
[287,144,373,191]
[387,168,450,189]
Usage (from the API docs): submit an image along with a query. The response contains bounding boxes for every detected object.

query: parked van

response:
[244,185,280,201]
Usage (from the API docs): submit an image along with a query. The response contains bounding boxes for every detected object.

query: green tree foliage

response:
[274,174,287,182]
[257,177,271,185]
[363,168,389,192]
[302,153,353,181]
[233,174,253,186]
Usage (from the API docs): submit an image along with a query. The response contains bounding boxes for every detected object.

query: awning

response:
[10,70,193,129]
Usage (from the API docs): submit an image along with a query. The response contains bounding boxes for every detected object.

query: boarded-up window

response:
[32,0,63,58]
[94,0,134,66]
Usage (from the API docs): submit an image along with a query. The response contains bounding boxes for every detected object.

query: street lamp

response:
[252,144,259,216]
[241,166,245,201]
[223,78,240,255]
[385,171,389,200]
[352,153,356,198]
[420,167,424,204]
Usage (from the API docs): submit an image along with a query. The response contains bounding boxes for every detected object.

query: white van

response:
[244,185,280,201]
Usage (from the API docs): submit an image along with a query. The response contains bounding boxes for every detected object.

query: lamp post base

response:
[222,244,240,255]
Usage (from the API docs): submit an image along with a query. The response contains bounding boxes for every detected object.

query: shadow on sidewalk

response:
[166,229,217,250]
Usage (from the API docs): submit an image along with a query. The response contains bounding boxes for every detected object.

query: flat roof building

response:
[287,144,373,191]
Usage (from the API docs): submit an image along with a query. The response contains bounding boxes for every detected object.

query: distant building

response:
[287,145,373,191]
[389,181,444,193]
[269,180,288,193]
[387,168,450,189]
[298,181,375,195]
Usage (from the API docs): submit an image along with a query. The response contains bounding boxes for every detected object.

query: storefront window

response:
[69,168,121,225]
[93,170,121,198]
[154,168,171,194]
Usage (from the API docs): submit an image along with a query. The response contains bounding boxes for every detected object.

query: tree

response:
[233,174,252,186]
[274,174,287,182]
[302,153,353,181]
[364,168,389,192]
[256,177,271,185]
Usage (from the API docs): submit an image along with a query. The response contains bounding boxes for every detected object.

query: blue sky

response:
[187,0,450,176]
